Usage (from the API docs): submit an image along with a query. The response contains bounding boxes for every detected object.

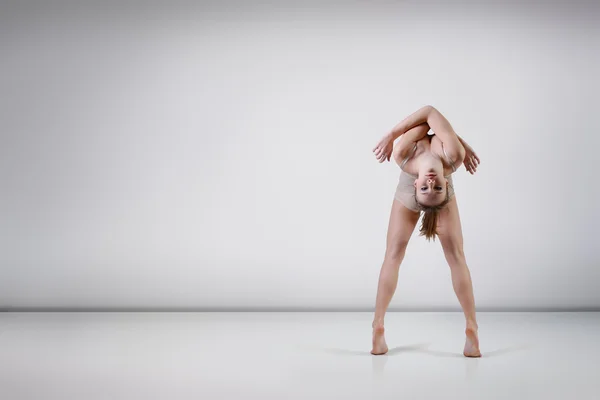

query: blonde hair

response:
[415,187,451,241]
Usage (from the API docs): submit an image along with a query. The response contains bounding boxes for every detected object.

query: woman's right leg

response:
[371,198,420,355]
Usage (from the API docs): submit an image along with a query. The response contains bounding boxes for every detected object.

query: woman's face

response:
[414,173,447,206]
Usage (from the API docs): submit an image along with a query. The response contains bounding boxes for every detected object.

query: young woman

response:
[370,105,482,357]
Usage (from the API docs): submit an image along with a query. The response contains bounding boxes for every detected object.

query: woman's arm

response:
[391,123,430,165]
[387,105,435,140]
[373,105,459,164]
[393,105,465,165]
[373,110,431,163]
[456,135,481,174]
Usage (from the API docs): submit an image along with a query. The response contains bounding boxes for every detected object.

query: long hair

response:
[414,186,451,241]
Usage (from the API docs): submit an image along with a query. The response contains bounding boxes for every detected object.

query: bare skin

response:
[371,106,481,357]
[371,195,480,357]
[371,197,420,355]
[437,196,481,357]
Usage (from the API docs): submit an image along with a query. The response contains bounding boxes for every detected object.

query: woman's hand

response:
[458,137,480,174]
[372,134,394,163]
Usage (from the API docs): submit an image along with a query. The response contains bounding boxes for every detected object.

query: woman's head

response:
[413,149,449,207]
[413,157,451,241]
[413,174,449,207]
[413,149,452,240]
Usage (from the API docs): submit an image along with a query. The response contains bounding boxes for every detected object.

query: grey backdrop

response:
[1,0,598,310]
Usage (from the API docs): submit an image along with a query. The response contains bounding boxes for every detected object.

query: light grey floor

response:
[0,312,599,400]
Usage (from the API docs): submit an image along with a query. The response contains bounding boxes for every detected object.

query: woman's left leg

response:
[436,196,481,357]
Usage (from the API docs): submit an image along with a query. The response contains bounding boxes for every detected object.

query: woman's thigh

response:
[385,198,420,259]
[436,196,465,261]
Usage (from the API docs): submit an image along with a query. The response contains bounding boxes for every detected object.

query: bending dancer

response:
[370,105,481,357]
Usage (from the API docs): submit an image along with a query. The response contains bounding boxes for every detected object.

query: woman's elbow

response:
[453,144,466,166]
[392,143,405,165]
[422,105,436,114]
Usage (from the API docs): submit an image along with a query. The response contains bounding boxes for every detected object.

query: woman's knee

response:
[385,240,409,262]
[443,245,466,266]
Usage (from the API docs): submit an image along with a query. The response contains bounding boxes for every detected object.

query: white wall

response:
[1,0,598,310]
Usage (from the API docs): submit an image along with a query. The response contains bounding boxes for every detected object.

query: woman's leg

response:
[372,198,420,355]
[436,196,481,357]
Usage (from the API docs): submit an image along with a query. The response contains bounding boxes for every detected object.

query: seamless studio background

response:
[0,0,598,311]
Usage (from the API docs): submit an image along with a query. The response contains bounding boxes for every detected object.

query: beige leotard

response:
[394,140,456,212]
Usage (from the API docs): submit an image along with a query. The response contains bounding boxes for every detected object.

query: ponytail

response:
[419,208,443,241]
[415,187,451,241]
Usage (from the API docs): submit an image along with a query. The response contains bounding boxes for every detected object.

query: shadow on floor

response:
[299,342,533,379]
[319,342,432,357]
[311,342,533,358]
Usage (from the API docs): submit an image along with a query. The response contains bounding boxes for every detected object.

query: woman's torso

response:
[399,134,455,176]
[394,134,456,212]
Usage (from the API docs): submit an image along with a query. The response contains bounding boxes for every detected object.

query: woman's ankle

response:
[466,319,478,331]
[372,319,384,329]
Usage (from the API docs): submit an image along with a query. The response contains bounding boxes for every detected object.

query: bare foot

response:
[463,325,481,357]
[371,324,388,355]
